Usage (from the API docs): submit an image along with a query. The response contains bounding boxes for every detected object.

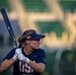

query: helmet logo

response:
[26,35,31,39]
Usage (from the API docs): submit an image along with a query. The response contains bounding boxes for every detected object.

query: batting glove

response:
[18,54,30,64]
[12,48,22,61]
[15,48,22,55]
[13,53,18,61]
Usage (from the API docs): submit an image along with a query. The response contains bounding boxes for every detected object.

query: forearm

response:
[0,58,16,72]
[28,60,45,73]
[18,53,45,73]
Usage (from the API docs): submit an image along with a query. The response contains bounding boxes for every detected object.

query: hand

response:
[12,48,22,61]
[18,54,30,64]
[15,48,22,55]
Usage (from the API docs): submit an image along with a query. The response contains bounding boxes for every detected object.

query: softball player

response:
[0,29,46,75]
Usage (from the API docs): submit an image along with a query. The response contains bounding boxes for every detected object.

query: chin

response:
[34,47,39,49]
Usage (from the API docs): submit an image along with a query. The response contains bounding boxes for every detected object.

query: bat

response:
[0,8,18,48]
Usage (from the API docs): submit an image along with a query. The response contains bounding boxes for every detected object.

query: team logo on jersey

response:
[19,61,34,73]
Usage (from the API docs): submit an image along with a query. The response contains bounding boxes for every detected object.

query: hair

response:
[18,29,36,48]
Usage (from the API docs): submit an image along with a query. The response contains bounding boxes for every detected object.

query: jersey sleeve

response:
[3,48,16,60]
[37,50,46,64]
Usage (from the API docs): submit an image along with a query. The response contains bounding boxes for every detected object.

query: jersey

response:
[3,47,46,75]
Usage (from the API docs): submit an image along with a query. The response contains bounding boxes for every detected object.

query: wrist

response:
[18,53,30,63]
[13,54,18,61]
[25,57,30,64]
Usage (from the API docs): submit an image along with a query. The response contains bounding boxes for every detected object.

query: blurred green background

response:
[0,0,76,75]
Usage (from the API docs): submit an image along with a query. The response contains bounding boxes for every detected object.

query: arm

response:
[28,60,45,73]
[18,50,46,73]
[0,48,19,72]
[0,58,16,72]
[28,50,46,73]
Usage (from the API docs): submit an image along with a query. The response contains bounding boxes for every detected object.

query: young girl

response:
[0,29,46,75]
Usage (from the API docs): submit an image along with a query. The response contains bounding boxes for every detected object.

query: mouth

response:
[37,44,40,47]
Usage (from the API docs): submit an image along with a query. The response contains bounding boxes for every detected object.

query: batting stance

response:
[0,29,46,75]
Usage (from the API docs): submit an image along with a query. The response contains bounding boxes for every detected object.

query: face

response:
[27,39,41,49]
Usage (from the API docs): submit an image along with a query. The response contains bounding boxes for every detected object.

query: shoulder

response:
[11,48,22,52]
[6,48,17,55]
[10,48,17,53]
[3,48,17,60]
[38,48,45,52]
[35,48,46,55]
[8,48,21,54]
